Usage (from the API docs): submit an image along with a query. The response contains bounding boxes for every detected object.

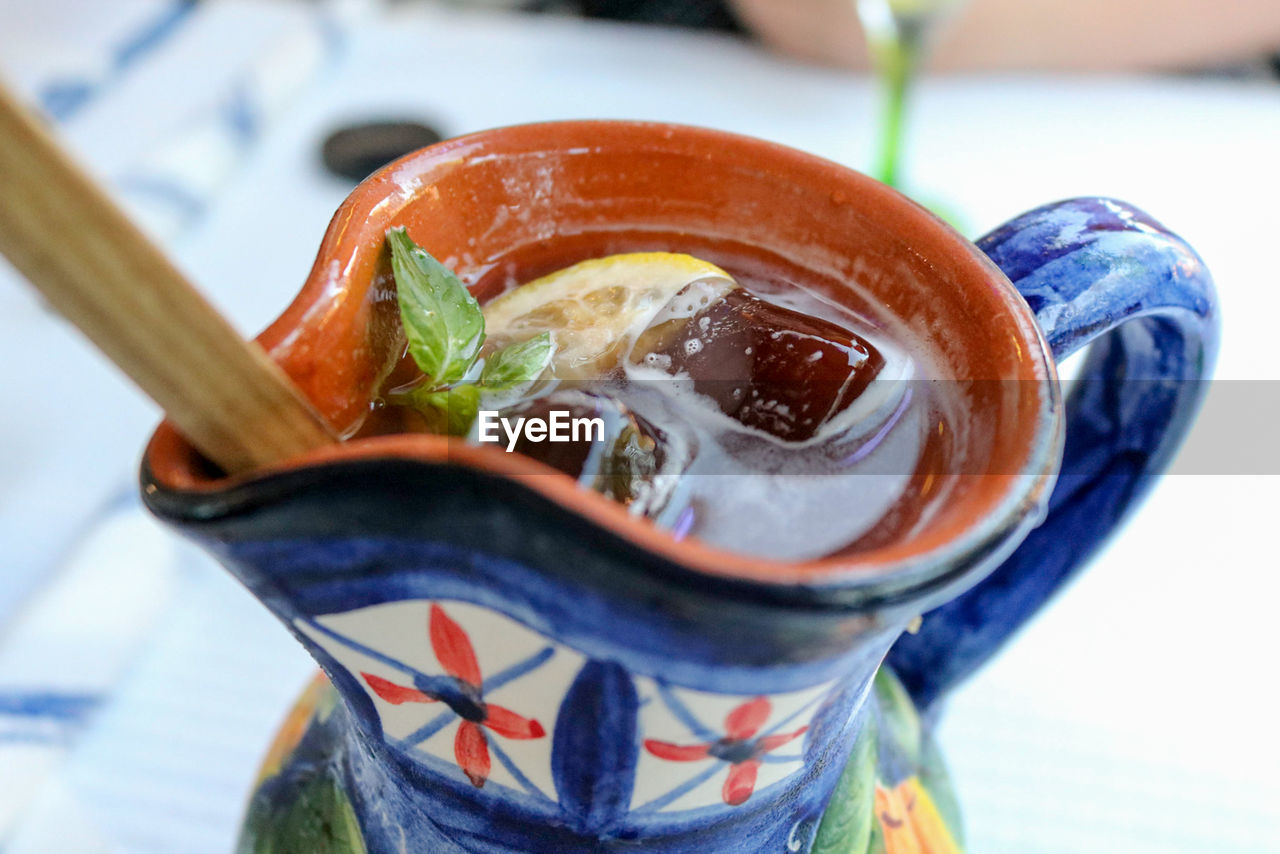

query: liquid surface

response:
[363,234,957,561]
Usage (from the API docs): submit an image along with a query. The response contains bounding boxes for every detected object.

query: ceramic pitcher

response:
[141,122,1217,853]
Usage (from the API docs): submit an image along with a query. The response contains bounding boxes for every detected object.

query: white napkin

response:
[0,1,359,846]
[0,500,177,840]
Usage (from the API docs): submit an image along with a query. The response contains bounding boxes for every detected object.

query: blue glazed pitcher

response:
[141,122,1217,853]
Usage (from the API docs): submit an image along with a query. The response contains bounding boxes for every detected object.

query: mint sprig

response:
[406,385,482,437]
[480,331,553,390]
[388,227,485,387]
[386,228,554,434]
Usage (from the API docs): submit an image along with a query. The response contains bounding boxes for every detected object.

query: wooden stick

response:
[0,81,335,474]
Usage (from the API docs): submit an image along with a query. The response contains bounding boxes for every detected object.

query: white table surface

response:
[1,3,1278,852]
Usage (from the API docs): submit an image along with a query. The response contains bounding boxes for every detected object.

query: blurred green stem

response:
[869,31,922,189]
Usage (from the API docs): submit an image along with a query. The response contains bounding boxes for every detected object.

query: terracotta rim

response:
[144,120,1061,590]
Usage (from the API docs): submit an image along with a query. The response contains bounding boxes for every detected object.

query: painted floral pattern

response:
[643,696,808,806]
[296,599,580,800]
[358,604,546,787]
[298,599,837,821]
[630,677,835,814]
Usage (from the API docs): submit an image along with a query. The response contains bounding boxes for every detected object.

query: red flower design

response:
[360,604,545,788]
[644,696,808,806]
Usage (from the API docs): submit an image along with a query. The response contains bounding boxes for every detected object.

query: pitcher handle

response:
[885,197,1220,711]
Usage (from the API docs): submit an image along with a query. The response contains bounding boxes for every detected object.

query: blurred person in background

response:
[499,0,1280,74]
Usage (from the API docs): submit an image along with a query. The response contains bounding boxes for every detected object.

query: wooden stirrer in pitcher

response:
[0,81,335,475]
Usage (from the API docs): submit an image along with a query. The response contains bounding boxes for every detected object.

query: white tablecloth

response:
[1,2,1277,851]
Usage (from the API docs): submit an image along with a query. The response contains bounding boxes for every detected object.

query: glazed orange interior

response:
[146,121,1057,583]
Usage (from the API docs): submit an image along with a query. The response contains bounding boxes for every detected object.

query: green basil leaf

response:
[387,227,484,387]
[480,332,554,390]
[413,384,481,436]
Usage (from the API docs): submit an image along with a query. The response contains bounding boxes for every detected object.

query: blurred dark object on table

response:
[442,0,742,31]
[576,0,740,31]
[321,119,445,182]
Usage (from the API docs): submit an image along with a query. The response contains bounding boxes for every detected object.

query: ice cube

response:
[496,390,685,517]
[632,289,884,441]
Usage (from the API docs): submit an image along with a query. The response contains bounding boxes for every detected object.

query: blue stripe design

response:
[223,83,258,145]
[758,692,823,738]
[0,691,102,744]
[301,618,470,700]
[487,737,554,803]
[761,753,803,764]
[114,1,198,70]
[399,709,456,748]
[38,82,96,122]
[0,729,64,745]
[301,617,425,679]
[38,1,198,121]
[632,762,725,815]
[484,646,555,693]
[0,691,101,721]
[655,681,718,742]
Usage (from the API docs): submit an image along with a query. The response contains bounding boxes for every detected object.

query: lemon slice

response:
[483,252,737,378]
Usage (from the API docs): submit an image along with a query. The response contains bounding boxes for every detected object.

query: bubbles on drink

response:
[371,244,956,561]
[610,269,941,560]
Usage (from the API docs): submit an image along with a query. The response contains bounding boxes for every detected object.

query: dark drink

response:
[364,231,958,561]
